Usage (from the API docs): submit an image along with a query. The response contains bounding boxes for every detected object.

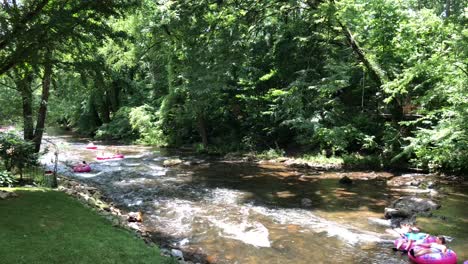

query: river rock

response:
[384,196,440,227]
[384,207,411,219]
[127,211,143,222]
[163,159,183,167]
[171,249,184,260]
[391,196,440,214]
[0,190,17,199]
[284,160,310,169]
[339,176,353,185]
[387,173,431,187]
[301,198,313,207]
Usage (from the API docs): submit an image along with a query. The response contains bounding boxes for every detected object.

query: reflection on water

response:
[41,131,467,264]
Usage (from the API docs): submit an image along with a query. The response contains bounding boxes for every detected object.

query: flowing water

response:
[41,130,468,264]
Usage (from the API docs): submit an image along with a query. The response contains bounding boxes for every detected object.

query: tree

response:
[1,0,136,152]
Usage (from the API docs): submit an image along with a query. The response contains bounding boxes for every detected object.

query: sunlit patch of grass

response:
[256,148,286,160]
[300,154,344,165]
[0,188,175,264]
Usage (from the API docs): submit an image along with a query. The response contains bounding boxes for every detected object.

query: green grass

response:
[0,188,175,264]
[300,154,344,165]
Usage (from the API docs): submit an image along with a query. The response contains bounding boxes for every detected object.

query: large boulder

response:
[391,196,440,214]
[384,196,440,227]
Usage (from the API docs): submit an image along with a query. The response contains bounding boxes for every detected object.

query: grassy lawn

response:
[0,188,175,264]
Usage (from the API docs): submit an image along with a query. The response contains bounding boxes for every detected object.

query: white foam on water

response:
[127,199,143,207]
[146,164,167,176]
[123,162,142,167]
[209,217,271,247]
[249,206,383,245]
[209,188,245,205]
[73,171,106,178]
[151,199,203,236]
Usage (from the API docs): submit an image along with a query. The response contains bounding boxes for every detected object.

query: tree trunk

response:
[337,20,387,86]
[197,116,208,147]
[94,71,111,123]
[445,0,451,17]
[33,62,53,152]
[17,75,35,140]
[331,1,404,126]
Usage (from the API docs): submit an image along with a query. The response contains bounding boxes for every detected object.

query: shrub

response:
[129,105,167,146]
[257,148,286,160]
[312,125,368,155]
[95,107,137,140]
[0,132,38,173]
[0,170,16,187]
[342,154,382,170]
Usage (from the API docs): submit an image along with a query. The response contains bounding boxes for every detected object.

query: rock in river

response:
[384,196,441,227]
[163,158,183,167]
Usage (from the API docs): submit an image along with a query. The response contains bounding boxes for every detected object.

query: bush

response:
[0,132,38,173]
[406,125,468,173]
[129,105,167,146]
[342,154,382,170]
[95,107,137,140]
[311,125,369,155]
[257,148,286,160]
[0,170,16,187]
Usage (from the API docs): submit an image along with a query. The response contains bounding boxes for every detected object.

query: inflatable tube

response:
[85,143,98,149]
[408,248,457,264]
[73,165,91,173]
[96,154,124,160]
[393,236,437,251]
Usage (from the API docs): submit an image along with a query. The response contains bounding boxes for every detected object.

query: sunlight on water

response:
[209,217,271,247]
[249,206,384,245]
[41,132,467,264]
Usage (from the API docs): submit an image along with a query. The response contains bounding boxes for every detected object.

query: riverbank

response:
[0,187,176,264]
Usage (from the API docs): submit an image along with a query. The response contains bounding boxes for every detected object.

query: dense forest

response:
[0,0,467,173]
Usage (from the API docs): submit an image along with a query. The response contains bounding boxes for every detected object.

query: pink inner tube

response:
[393,236,437,251]
[408,248,457,264]
[96,154,124,160]
[86,146,98,150]
[73,165,91,173]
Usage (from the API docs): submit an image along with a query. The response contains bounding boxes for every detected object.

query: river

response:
[41,130,468,264]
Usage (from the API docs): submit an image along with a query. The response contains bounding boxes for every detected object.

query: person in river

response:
[77,161,87,168]
[410,236,447,257]
[393,224,429,252]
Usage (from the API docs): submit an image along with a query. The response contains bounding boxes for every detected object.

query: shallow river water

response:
[42,131,468,264]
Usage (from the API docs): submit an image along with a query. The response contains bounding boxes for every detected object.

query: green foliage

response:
[342,154,382,170]
[300,154,344,165]
[95,107,136,140]
[2,0,465,172]
[257,148,286,160]
[0,133,38,172]
[129,105,167,146]
[0,170,16,187]
[311,125,371,155]
[407,118,468,173]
